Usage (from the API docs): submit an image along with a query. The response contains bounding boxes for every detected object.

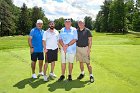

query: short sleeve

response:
[59,29,63,40]
[42,31,47,41]
[56,30,59,41]
[29,29,34,37]
[87,29,92,37]
[73,28,78,40]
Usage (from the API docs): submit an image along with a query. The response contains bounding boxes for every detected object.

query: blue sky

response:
[13,0,104,20]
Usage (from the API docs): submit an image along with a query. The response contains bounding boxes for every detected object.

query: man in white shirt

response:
[42,21,59,81]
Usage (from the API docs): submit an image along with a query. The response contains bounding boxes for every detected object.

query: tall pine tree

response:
[18,3,32,35]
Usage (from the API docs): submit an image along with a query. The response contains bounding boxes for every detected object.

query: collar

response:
[47,28,56,33]
[78,27,85,32]
[35,27,42,31]
[64,26,72,32]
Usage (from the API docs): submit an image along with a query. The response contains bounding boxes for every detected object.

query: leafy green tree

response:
[54,17,64,30]
[42,17,49,30]
[18,3,32,35]
[0,0,16,36]
[31,6,45,28]
[125,0,134,30]
[132,0,140,32]
[84,16,93,30]
[100,0,111,32]
[95,11,102,32]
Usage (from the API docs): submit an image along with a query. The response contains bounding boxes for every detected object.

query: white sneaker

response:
[44,75,48,81]
[32,74,37,79]
[49,73,57,79]
[38,72,44,76]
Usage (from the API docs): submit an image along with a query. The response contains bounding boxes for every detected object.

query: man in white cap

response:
[76,19,94,83]
[58,18,78,81]
[28,19,44,79]
[42,20,59,81]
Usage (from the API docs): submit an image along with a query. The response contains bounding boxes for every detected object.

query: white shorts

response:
[61,49,75,63]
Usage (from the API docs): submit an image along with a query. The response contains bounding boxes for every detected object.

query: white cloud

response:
[13,0,104,20]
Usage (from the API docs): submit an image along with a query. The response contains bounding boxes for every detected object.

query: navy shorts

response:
[45,48,58,63]
[31,52,44,62]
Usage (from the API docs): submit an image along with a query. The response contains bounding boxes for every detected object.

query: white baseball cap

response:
[36,19,43,24]
[78,19,85,23]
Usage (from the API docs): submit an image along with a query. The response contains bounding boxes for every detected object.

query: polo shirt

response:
[76,28,92,47]
[59,27,78,54]
[42,28,59,50]
[29,27,44,52]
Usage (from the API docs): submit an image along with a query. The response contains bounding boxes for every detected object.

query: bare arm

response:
[43,40,46,49]
[67,39,77,46]
[87,37,92,56]
[28,36,33,48]
[88,37,92,49]
[28,36,34,53]
[43,40,47,53]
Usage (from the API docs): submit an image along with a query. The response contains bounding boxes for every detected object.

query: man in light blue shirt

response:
[58,18,78,81]
[28,19,44,79]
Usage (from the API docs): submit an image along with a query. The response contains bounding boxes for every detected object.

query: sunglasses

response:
[64,18,71,22]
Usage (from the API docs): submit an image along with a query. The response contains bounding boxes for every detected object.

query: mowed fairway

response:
[0,32,140,93]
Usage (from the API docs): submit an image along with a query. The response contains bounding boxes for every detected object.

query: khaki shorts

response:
[76,46,90,63]
[61,49,75,63]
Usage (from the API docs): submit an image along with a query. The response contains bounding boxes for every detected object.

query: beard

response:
[50,26,54,30]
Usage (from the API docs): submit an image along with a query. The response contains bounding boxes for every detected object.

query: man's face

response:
[49,22,55,30]
[65,21,71,28]
[36,23,43,29]
[78,21,85,28]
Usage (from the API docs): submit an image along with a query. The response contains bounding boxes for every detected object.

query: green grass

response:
[0,32,140,93]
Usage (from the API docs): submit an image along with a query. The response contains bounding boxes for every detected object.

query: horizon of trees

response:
[94,0,140,33]
[0,0,140,36]
[0,0,93,36]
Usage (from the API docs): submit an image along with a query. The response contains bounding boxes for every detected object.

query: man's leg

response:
[80,62,84,73]
[43,62,49,81]
[61,63,66,75]
[77,62,85,79]
[51,61,55,73]
[86,63,92,74]
[68,63,73,81]
[86,63,94,83]
[39,60,43,73]
[58,63,66,81]
[31,53,38,78]
[43,62,48,76]
[31,61,38,78]
[68,63,73,75]
[58,50,66,81]
[31,61,36,74]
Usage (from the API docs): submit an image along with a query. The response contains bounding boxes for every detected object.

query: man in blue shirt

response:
[58,18,78,81]
[28,19,44,79]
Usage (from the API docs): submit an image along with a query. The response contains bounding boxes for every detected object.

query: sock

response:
[81,71,85,75]
[90,74,93,77]
[50,72,53,75]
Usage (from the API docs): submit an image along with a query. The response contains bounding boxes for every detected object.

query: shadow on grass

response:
[13,78,47,89]
[47,79,90,92]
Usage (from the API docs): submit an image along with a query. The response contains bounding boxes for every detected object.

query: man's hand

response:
[30,48,34,54]
[63,44,68,53]
[44,48,48,53]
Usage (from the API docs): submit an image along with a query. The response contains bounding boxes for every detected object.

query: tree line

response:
[0,0,140,36]
[0,0,93,36]
[94,0,140,33]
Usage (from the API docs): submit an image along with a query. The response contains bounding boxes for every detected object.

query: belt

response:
[77,46,88,48]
